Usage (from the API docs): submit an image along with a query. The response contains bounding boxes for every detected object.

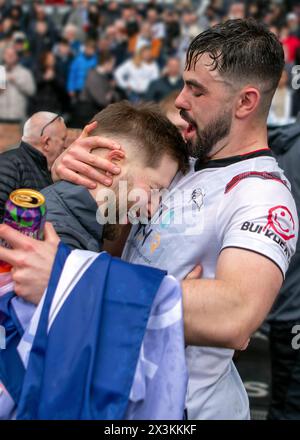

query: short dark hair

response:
[186,19,284,97]
[90,101,189,173]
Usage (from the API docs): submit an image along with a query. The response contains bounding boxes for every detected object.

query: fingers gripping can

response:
[0,189,46,277]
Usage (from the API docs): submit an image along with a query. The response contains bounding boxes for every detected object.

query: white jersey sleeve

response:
[217,175,298,277]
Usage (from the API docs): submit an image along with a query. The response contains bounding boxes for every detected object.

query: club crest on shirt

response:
[263,205,295,241]
[190,188,205,212]
[240,205,296,261]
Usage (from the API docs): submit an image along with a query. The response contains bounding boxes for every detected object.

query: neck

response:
[22,137,42,150]
[22,137,49,161]
[210,122,269,160]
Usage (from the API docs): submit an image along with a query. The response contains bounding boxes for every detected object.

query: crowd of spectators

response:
[0,0,299,129]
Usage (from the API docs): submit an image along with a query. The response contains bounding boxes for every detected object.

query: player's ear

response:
[105,149,126,165]
[235,86,260,119]
[42,135,50,152]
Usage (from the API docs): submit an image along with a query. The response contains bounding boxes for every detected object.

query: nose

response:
[175,90,185,109]
[175,85,190,110]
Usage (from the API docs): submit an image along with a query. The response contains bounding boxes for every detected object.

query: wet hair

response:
[90,101,189,173]
[186,18,285,107]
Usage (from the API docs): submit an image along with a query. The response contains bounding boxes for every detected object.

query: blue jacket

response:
[67,52,97,93]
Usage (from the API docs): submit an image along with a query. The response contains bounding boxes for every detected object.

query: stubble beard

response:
[187,108,233,163]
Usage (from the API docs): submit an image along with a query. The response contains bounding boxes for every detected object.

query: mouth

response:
[183,122,197,141]
[180,110,197,140]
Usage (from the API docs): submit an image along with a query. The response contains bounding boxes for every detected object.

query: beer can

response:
[0,189,46,273]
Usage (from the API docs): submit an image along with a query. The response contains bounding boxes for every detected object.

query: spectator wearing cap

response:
[11,31,34,70]
[0,112,67,221]
[0,46,35,123]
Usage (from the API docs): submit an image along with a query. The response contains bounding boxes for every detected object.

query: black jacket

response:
[42,181,103,252]
[0,141,53,221]
[145,76,184,102]
[268,122,300,322]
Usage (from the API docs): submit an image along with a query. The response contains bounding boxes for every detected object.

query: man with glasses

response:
[0,111,67,221]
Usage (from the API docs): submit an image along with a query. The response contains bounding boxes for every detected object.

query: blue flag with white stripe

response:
[0,243,187,420]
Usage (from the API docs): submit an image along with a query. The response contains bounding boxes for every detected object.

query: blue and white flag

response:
[0,243,188,420]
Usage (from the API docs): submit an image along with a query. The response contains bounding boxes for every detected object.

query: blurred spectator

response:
[107,20,129,66]
[292,47,300,118]
[281,26,300,65]
[101,1,121,27]
[163,9,181,55]
[62,23,82,54]
[26,1,57,42]
[145,57,183,102]
[227,1,246,20]
[11,31,34,70]
[0,0,10,22]
[66,0,89,35]
[77,52,122,126]
[115,46,159,102]
[177,11,202,62]
[269,69,295,126]
[146,7,165,40]
[8,5,23,31]
[122,5,140,39]
[53,37,73,90]
[0,46,35,122]
[29,19,56,60]
[286,12,300,37]
[28,51,69,115]
[0,18,14,61]
[67,39,97,98]
[129,21,162,60]
[0,112,67,221]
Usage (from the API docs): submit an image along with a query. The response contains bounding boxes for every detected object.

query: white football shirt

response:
[122,150,298,420]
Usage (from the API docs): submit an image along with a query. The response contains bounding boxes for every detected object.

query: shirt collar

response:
[194,148,273,172]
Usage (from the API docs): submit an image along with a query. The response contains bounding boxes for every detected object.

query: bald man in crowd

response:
[0,111,67,220]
